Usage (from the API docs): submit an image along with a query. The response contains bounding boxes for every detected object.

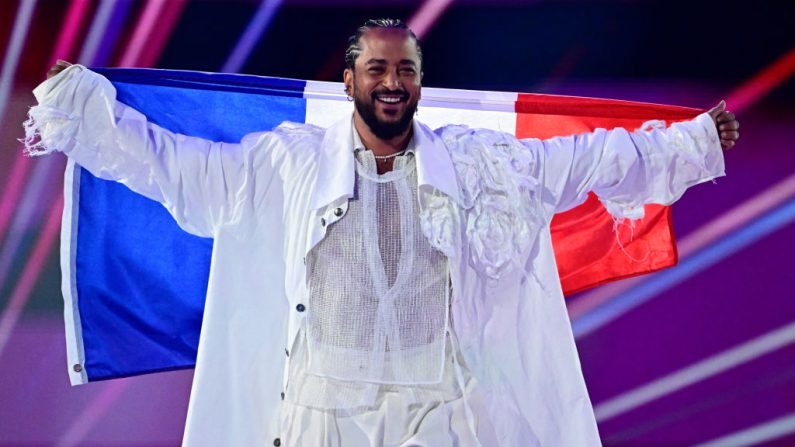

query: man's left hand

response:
[707,100,740,150]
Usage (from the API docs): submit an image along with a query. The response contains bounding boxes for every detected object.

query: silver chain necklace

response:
[372,149,407,161]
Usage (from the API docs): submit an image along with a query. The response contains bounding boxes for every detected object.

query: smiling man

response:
[32,18,739,447]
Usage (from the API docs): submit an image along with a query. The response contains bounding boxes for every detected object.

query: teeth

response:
[377,96,402,104]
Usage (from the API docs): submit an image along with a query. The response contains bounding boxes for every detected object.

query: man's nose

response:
[383,70,401,89]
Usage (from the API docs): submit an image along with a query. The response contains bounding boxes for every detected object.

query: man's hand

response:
[707,100,740,150]
[47,60,72,79]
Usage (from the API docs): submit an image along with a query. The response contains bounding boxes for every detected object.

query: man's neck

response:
[353,113,413,157]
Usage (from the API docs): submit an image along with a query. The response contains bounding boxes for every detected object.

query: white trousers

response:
[279,327,501,446]
[279,371,497,447]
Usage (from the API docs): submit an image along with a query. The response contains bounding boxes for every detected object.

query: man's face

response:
[344,28,422,140]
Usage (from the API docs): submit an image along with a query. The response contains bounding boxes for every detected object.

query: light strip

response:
[313,0,454,81]
[573,198,795,338]
[1,0,124,290]
[135,0,188,68]
[0,0,107,292]
[0,0,38,128]
[93,0,135,67]
[222,0,284,73]
[568,172,795,321]
[118,0,168,67]
[726,47,795,114]
[47,0,92,66]
[0,156,61,289]
[0,0,94,359]
[77,0,117,65]
[0,194,63,355]
[55,382,132,447]
[0,0,107,288]
[594,319,795,422]
[0,156,33,248]
[693,413,795,447]
[407,0,455,39]
[0,0,39,247]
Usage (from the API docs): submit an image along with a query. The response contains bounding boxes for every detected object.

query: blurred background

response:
[0,0,793,445]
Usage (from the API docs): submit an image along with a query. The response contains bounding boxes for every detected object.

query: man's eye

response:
[368,67,384,73]
[401,69,416,75]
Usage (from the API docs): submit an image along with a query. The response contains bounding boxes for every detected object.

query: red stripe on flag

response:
[515,93,700,295]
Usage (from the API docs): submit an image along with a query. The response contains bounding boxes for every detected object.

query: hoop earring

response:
[344,88,353,102]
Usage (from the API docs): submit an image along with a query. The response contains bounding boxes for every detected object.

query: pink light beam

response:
[118,0,168,67]
[407,0,456,39]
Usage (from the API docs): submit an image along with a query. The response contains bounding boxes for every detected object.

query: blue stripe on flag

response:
[76,68,307,381]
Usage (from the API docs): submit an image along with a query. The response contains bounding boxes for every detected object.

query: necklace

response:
[373,149,406,161]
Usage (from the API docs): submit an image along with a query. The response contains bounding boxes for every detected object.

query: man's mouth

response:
[374,92,407,104]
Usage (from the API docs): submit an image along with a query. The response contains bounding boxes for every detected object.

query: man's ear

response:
[343,68,353,96]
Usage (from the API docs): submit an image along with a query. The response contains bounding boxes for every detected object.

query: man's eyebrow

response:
[364,58,417,67]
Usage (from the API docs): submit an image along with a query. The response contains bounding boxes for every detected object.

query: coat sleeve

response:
[524,114,725,220]
[24,64,277,238]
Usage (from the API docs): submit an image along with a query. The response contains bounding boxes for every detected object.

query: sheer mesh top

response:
[285,130,454,410]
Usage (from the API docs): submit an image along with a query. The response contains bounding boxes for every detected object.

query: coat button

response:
[320,217,326,226]
[273,438,281,446]
[296,303,306,312]
[281,392,285,400]
[334,207,343,217]
[285,348,289,357]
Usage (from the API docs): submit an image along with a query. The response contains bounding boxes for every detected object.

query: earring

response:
[344,88,353,102]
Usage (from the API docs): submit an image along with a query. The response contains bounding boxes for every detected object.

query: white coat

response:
[28,65,725,446]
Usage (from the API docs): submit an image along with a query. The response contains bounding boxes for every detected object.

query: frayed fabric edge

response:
[20,105,78,157]
[609,213,652,264]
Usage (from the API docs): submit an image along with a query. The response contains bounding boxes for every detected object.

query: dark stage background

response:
[0,0,793,445]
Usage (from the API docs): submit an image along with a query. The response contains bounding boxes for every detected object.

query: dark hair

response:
[344,18,423,70]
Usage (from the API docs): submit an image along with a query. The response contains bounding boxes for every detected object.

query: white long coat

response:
[29,65,725,446]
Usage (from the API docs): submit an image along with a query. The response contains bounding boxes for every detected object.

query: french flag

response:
[63,68,700,383]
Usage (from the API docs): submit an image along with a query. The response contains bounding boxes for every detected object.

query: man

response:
[34,19,738,447]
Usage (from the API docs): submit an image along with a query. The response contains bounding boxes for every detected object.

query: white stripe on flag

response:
[61,159,88,385]
[304,80,518,132]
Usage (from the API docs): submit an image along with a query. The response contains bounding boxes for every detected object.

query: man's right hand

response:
[47,60,72,79]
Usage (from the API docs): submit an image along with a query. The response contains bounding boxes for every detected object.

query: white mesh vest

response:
[285,136,454,410]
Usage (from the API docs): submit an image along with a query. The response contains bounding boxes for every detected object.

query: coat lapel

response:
[413,120,463,207]
[311,117,463,211]
[310,116,355,211]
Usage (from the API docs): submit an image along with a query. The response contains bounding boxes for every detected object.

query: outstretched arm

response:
[529,102,738,221]
[27,61,277,237]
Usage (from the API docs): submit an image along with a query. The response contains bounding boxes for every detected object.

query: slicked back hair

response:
[344,19,423,71]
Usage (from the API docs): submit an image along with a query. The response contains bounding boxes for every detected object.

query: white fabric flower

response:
[427,127,545,279]
[419,192,458,258]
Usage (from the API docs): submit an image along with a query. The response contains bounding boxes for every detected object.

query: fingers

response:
[719,126,739,150]
[707,100,726,120]
[720,130,740,140]
[719,119,739,131]
[46,60,72,79]
[716,110,736,124]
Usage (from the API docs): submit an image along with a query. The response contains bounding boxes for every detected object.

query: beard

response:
[353,87,418,140]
